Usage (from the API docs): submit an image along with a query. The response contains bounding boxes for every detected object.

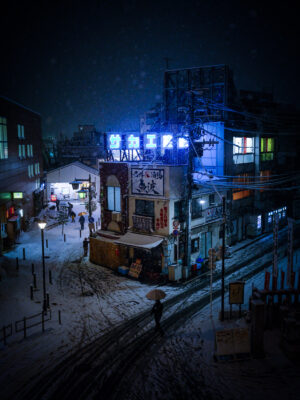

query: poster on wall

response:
[131,168,164,196]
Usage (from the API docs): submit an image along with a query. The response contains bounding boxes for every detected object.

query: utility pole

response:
[185,141,193,269]
[88,174,92,219]
[221,196,226,321]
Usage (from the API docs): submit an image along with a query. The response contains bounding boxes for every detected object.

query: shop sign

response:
[229,281,245,305]
[132,168,164,196]
[13,192,23,199]
[0,192,11,200]
[50,194,57,202]
[128,262,143,279]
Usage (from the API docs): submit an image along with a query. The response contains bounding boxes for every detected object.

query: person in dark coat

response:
[70,211,76,223]
[88,216,95,235]
[79,215,85,230]
[55,199,60,211]
[68,202,73,217]
[83,237,89,257]
[151,299,164,335]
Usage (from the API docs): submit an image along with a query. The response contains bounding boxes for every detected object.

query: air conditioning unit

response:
[111,212,121,222]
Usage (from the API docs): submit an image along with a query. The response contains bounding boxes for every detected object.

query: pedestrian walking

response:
[56,198,60,211]
[68,202,73,217]
[83,237,89,257]
[151,299,164,336]
[79,214,85,230]
[88,216,95,235]
[70,211,76,223]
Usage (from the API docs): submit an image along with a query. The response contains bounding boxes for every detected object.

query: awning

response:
[114,232,164,250]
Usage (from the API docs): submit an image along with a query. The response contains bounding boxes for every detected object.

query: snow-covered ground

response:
[0,202,299,399]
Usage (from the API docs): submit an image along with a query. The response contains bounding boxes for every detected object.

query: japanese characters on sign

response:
[107,133,189,150]
[132,168,164,196]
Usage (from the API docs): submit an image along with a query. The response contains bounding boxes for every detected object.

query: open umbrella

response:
[146,289,166,301]
[78,212,87,216]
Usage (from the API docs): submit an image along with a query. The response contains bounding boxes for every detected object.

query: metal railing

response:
[15,310,52,339]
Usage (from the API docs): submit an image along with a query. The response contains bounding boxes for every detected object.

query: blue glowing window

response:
[162,135,173,149]
[145,134,157,149]
[109,134,121,149]
[127,134,140,149]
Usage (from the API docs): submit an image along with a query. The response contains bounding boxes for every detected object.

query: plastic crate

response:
[118,266,129,275]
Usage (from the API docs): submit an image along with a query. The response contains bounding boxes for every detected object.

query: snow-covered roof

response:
[114,232,164,249]
[47,161,98,176]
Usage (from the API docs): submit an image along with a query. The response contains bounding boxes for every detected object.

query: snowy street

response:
[0,202,300,399]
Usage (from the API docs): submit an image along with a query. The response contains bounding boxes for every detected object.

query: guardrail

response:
[0,323,13,345]
[0,309,57,345]
[15,310,52,339]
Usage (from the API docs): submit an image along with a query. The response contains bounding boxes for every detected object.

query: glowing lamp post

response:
[38,219,47,313]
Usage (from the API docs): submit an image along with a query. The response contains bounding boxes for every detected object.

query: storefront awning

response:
[114,232,164,250]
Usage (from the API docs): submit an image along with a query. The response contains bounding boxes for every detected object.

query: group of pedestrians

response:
[53,198,96,257]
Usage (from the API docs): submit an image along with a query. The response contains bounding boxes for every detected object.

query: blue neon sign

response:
[162,135,173,149]
[109,134,122,149]
[178,137,189,149]
[127,134,140,149]
[145,134,157,149]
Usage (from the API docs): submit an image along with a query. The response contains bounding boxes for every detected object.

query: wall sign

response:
[131,168,164,196]
[13,192,23,199]
[229,281,245,305]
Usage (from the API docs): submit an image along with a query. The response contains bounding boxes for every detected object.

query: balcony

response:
[204,206,223,222]
[132,214,154,232]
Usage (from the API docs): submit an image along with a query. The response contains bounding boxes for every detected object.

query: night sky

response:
[1,0,299,138]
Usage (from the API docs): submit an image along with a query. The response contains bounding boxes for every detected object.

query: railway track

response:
[15,228,299,400]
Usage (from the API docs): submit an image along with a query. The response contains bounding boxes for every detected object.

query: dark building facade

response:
[0,96,43,252]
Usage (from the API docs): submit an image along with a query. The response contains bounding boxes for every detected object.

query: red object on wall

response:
[163,206,168,227]
[156,219,160,230]
[115,248,120,256]
[264,271,270,291]
[51,194,57,202]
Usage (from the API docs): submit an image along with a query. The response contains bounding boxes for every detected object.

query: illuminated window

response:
[0,116,8,159]
[28,164,34,178]
[17,124,25,138]
[257,215,262,229]
[107,186,121,212]
[34,163,40,175]
[233,137,254,164]
[260,137,274,161]
[27,144,33,157]
[192,198,203,219]
[232,173,252,200]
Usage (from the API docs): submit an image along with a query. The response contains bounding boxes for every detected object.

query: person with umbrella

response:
[147,289,166,336]
[151,299,164,335]
[79,214,85,230]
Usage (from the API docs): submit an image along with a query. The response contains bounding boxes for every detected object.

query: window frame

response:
[0,116,8,159]
[107,186,121,212]
[135,199,155,217]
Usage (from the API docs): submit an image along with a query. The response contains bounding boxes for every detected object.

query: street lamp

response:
[38,219,47,314]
